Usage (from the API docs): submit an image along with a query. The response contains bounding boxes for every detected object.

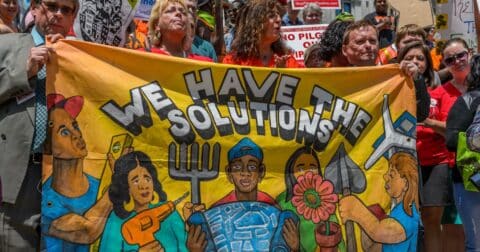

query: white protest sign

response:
[74,0,140,46]
[436,0,478,51]
[281,24,327,65]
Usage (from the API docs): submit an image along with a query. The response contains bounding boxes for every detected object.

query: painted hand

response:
[187,225,207,252]
[182,202,206,230]
[282,218,300,252]
[339,195,364,223]
[139,241,164,252]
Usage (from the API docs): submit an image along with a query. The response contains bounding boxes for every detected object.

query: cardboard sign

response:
[389,0,435,29]
[281,24,327,65]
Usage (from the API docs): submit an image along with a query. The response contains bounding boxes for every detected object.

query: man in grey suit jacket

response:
[0,0,78,250]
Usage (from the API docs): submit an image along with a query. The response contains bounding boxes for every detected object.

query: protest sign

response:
[436,0,478,51]
[291,0,341,10]
[390,0,435,29]
[281,24,327,65]
[134,0,155,21]
[42,40,419,252]
[73,0,140,47]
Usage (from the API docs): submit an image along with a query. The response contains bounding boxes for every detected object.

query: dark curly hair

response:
[467,55,480,91]
[109,151,167,219]
[318,20,353,62]
[231,0,288,61]
[283,146,321,202]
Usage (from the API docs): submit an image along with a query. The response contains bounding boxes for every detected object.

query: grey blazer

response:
[0,33,37,204]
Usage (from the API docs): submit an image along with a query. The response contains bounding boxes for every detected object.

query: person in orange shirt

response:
[222,0,300,68]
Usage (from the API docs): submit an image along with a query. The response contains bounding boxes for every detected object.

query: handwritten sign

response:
[281,24,327,65]
[291,0,341,10]
[436,0,478,51]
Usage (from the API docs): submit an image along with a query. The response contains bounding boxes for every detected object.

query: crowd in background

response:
[1,0,480,251]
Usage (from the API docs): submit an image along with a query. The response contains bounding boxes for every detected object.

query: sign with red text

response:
[281,24,327,65]
[292,0,340,10]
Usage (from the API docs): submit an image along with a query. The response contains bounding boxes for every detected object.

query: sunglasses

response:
[41,1,75,16]
[444,51,468,66]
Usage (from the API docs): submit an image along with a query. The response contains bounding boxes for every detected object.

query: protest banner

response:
[42,40,419,252]
[281,24,327,65]
[436,0,478,51]
[291,0,341,10]
[73,0,140,47]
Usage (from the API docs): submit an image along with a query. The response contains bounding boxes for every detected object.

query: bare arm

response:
[421,118,446,136]
[48,192,112,244]
[339,195,406,244]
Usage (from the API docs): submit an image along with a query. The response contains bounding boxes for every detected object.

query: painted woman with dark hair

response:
[99,151,187,251]
[276,146,343,251]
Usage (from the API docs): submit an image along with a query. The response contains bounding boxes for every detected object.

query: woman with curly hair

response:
[99,151,188,251]
[222,0,299,68]
[317,19,353,67]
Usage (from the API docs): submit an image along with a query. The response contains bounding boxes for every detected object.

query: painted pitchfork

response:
[168,142,221,204]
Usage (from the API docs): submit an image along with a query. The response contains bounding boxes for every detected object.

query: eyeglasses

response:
[444,51,468,66]
[41,1,75,16]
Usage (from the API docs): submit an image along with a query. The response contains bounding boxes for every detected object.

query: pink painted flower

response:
[291,171,338,223]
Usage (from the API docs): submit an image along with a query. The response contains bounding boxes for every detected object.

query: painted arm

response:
[339,195,406,244]
[48,192,113,244]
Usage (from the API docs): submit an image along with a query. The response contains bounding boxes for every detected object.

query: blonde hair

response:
[389,152,419,216]
[148,0,189,49]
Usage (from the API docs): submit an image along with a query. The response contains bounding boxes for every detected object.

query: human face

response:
[397,34,423,52]
[0,0,18,23]
[304,10,322,25]
[157,2,188,37]
[293,153,319,179]
[49,108,87,159]
[228,155,264,193]
[375,0,387,15]
[262,10,281,44]
[342,26,378,66]
[443,42,470,75]
[403,48,427,74]
[31,0,76,36]
[383,165,407,203]
[184,0,196,15]
[128,165,154,211]
[227,2,242,24]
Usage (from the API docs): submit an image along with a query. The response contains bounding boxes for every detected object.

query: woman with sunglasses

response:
[401,41,459,252]
[222,0,299,68]
[444,38,480,251]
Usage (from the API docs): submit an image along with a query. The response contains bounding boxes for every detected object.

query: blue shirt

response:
[41,174,100,252]
[282,15,303,26]
[383,202,419,252]
[192,36,218,62]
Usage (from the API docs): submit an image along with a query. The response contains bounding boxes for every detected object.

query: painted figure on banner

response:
[276,146,344,252]
[99,151,188,251]
[41,94,100,251]
[339,152,420,251]
[185,137,301,251]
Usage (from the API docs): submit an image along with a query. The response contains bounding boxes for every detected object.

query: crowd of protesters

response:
[1,0,480,251]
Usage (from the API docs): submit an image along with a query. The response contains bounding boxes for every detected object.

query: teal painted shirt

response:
[276,191,345,252]
[99,202,188,252]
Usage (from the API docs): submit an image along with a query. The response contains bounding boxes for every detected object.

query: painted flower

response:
[291,171,338,223]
